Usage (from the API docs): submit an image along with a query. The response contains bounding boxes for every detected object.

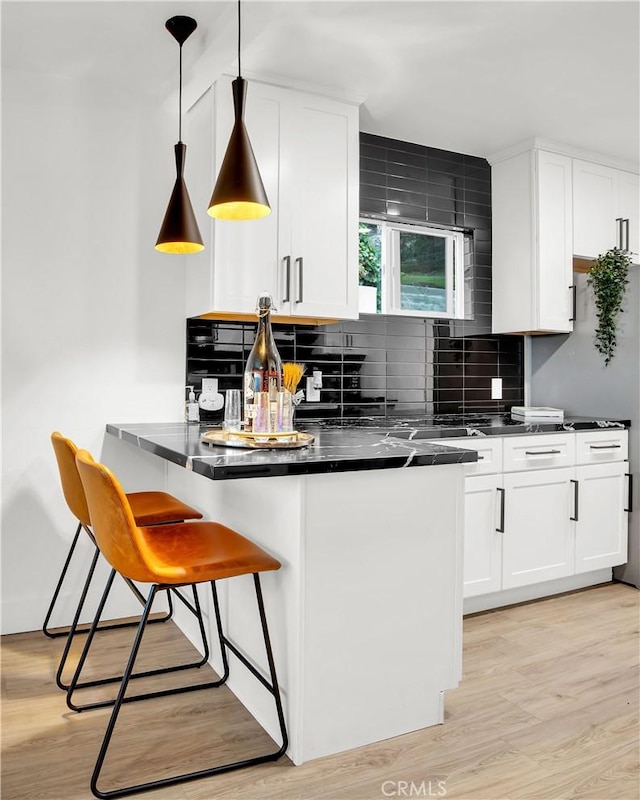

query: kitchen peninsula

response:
[106,421,476,765]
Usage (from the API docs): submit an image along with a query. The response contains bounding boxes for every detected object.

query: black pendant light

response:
[155,16,204,254]
[207,0,270,221]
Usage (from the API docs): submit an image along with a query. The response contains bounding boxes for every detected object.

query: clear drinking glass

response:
[223,389,242,432]
[276,391,294,432]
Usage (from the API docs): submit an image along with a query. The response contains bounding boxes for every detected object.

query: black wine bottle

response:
[243,293,282,432]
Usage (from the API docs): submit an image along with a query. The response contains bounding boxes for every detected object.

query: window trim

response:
[360,218,465,319]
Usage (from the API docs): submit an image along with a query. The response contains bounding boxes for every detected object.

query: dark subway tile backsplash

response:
[186,133,524,421]
[187,316,524,421]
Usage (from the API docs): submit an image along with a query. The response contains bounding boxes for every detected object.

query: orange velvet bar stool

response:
[46,432,205,691]
[72,449,288,799]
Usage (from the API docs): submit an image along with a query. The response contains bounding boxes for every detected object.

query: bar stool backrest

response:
[51,432,92,528]
[75,449,156,584]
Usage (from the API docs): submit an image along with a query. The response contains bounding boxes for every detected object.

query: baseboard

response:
[463,569,613,615]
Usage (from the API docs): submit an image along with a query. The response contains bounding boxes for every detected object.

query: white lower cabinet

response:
[501,467,575,589]
[450,430,629,604]
[463,474,502,597]
[574,461,628,573]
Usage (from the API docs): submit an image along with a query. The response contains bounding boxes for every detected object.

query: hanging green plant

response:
[587,247,631,366]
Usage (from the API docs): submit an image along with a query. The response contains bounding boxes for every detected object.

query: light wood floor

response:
[2,582,638,800]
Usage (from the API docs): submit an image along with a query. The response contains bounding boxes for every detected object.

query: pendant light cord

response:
[237,0,242,77]
[178,41,183,142]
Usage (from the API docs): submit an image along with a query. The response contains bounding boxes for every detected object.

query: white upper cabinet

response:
[617,170,640,259]
[490,139,639,334]
[573,160,639,261]
[490,144,574,334]
[185,76,359,320]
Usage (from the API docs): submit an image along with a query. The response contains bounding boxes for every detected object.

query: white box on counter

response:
[511,406,564,422]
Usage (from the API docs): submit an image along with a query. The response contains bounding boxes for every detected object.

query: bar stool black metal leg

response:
[66,568,118,709]
[91,586,159,800]
[191,585,211,665]
[56,569,177,691]
[89,576,288,799]
[210,581,229,682]
[43,523,83,637]
[67,583,223,712]
[55,544,102,690]
[253,573,288,758]
[45,524,174,643]
[90,577,174,632]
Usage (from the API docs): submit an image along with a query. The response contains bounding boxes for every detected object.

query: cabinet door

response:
[536,150,574,332]
[617,170,640,260]
[289,93,359,319]
[490,148,573,334]
[212,78,292,314]
[502,468,574,589]
[573,160,619,258]
[463,475,502,597]
[575,462,628,573]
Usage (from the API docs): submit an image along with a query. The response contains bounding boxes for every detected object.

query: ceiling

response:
[2,0,639,163]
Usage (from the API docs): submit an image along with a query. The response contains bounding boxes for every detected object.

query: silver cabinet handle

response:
[282,256,291,304]
[496,487,505,533]
[295,256,303,303]
[570,479,579,522]
[524,449,561,456]
[616,217,624,250]
[589,443,621,450]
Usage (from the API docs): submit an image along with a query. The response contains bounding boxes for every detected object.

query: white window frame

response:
[361,219,465,319]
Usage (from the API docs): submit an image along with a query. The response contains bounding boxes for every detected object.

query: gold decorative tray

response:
[201,429,314,450]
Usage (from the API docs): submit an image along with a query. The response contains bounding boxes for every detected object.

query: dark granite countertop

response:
[106,415,628,481]
[343,413,630,439]
[106,422,478,481]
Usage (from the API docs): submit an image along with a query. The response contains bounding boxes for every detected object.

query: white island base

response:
[158,458,464,765]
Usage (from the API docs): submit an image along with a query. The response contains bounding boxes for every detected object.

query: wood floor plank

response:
[2,582,638,800]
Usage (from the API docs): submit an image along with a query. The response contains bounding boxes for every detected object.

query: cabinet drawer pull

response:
[295,256,304,303]
[524,449,561,456]
[282,256,291,303]
[569,284,577,322]
[616,217,624,250]
[477,455,485,460]
[589,443,621,450]
[625,473,633,513]
[496,487,505,533]
[570,479,579,522]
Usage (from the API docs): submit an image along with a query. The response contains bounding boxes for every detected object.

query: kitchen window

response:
[359,220,465,319]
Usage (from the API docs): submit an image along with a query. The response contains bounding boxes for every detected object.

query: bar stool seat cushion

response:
[135,521,281,584]
[127,492,202,526]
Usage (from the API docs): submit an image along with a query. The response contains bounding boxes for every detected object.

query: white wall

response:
[1,69,191,634]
